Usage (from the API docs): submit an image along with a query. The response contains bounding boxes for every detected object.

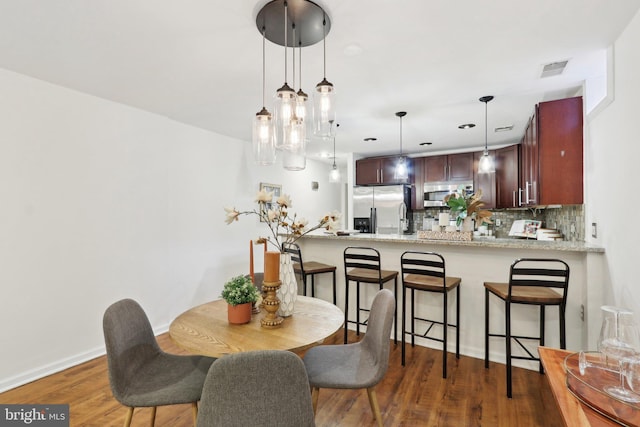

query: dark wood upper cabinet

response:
[537,97,583,205]
[424,153,473,183]
[496,144,520,208]
[519,96,583,206]
[355,156,413,185]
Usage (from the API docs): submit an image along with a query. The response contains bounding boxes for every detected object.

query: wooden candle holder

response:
[260,279,283,328]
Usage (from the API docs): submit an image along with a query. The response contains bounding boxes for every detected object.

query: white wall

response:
[586,8,640,322]
[0,69,340,391]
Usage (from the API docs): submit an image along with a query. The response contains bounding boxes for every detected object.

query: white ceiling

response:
[1,0,639,164]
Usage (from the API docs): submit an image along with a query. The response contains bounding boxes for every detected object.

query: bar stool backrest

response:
[283,242,304,273]
[400,251,446,288]
[344,246,383,279]
[508,258,570,303]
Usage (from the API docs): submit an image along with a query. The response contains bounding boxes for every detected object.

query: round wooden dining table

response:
[169,296,344,358]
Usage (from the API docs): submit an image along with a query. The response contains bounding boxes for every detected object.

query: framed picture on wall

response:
[259,183,282,221]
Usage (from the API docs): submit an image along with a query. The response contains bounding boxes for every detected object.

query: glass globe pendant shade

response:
[282,133,306,171]
[478,151,495,173]
[252,107,275,165]
[313,78,336,138]
[329,164,341,183]
[394,156,409,181]
[274,83,298,149]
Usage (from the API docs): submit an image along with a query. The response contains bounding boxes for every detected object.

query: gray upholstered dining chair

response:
[196,350,315,427]
[103,298,216,427]
[303,289,395,427]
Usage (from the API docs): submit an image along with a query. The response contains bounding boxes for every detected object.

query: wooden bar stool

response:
[283,242,337,305]
[484,258,570,398]
[343,246,398,345]
[400,251,461,378]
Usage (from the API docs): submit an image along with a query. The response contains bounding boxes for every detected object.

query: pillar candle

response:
[249,240,254,283]
[438,213,450,227]
[264,251,280,282]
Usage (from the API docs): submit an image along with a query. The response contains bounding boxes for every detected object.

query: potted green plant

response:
[222,275,260,324]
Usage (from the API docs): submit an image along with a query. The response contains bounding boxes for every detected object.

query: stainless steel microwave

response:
[423,181,473,207]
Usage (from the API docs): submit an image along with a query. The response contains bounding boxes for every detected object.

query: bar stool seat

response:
[484,258,570,398]
[400,251,460,378]
[284,243,337,305]
[344,247,398,345]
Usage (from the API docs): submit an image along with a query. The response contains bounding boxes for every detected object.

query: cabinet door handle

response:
[518,188,523,207]
[380,169,383,183]
[513,190,516,207]
[377,169,380,183]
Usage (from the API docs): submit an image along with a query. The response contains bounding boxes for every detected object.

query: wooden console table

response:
[539,347,619,427]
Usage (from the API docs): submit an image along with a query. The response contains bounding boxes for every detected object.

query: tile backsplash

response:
[412,204,584,241]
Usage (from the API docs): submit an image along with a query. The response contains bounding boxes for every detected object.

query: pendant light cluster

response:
[477,95,495,174]
[253,0,336,171]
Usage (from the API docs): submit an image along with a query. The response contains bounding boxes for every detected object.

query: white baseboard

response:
[0,323,170,393]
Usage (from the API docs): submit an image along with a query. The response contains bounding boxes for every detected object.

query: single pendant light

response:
[313,15,336,139]
[478,95,495,173]
[252,27,275,165]
[394,111,409,181]
[274,1,298,150]
[329,121,340,182]
[295,41,309,133]
[283,28,306,171]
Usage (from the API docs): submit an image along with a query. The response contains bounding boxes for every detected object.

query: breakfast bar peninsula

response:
[299,232,605,370]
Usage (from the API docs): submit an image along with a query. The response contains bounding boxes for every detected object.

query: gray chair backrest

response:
[102,298,161,404]
[360,289,396,383]
[197,350,315,427]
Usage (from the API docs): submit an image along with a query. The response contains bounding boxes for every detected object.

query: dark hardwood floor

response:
[0,329,562,426]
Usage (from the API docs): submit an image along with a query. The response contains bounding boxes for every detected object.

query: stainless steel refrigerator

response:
[353,185,411,234]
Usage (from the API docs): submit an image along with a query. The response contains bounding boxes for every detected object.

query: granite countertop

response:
[301,232,604,253]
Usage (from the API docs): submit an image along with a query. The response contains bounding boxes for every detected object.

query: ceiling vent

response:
[495,125,514,132]
[541,60,568,78]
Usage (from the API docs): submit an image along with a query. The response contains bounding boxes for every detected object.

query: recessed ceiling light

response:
[364,137,377,142]
[419,142,433,146]
[343,43,364,57]
[458,123,475,129]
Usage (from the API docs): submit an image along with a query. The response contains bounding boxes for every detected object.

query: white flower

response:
[277,194,292,208]
[255,189,273,204]
[224,207,240,224]
[224,191,341,252]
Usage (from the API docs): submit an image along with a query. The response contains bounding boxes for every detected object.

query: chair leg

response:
[191,402,198,426]
[303,274,308,296]
[311,387,320,414]
[332,270,337,305]
[539,305,546,374]
[401,284,406,366]
[311,274,316,298]
[394,276,398,344]
[356,281,361,337]
[484,288,490,369]
[123,407,134,427]
[344,280,349,344]
[442,291,448,379]
[149,406,157,427]
[366,387,384,427]
[411,289,415,347]
[455,284,460,359]
[560,304,566,349]
[506,301,512,398]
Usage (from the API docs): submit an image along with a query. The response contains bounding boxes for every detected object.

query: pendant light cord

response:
[322,16,327,79]
[262,27,266,108]
[284,1,288,84]
[399,115,403,156]
[484,101,488,153]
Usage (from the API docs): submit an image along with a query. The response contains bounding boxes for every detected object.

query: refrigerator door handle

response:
[370,207,377,234]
